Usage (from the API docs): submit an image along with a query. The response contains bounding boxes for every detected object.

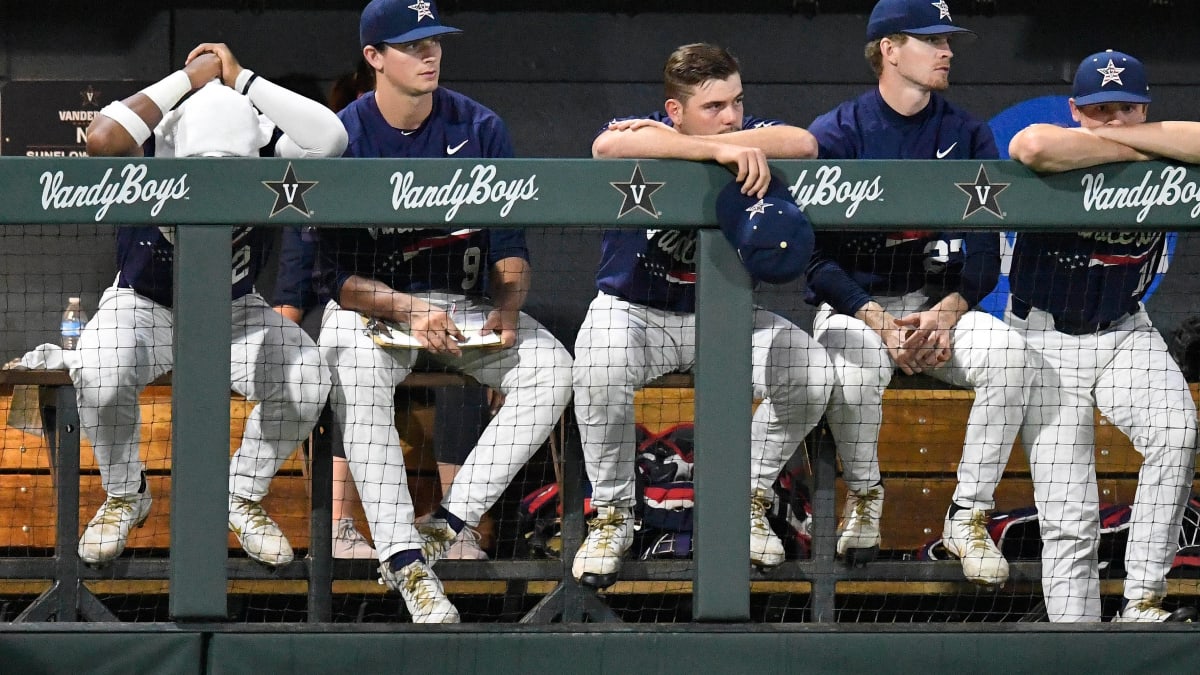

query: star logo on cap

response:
[955,165,1009,219]
[263,162,318,218]
[745,199,770,220]
[610,164,665,219]
[408,0,435,22]
[931,0,952,20]
[1097,59,1125,87]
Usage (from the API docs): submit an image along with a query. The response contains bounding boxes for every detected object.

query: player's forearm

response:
[88,58,225,157]
[929,293,970,326]
[854,301,895,334]
[86,95,160,157]
[240,71,348,158]
[337,274,425,324]
[1091,121,1200,164]
[488,257,531,311]
[696,125,818,158]
[592,127,723,161]
[1009,124,1149,172]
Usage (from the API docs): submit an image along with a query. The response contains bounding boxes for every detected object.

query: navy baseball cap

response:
[360,0,461,48]
[1072,50,1151,106]
[866,0,976,41]
[715,177,813,285]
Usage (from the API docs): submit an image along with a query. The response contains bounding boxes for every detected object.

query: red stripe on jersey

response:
[402,228,479,262]
[1089,250,1152,267]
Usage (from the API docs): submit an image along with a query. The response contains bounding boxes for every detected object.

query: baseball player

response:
[805,0,1029,586]
[274,226,495,561]
[317,0,573,623]
[571,42,834,589]
[78,44,343,567]
[1008,49,1200,622]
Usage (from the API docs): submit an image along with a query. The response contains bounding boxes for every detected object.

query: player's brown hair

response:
[864,33,909,78]
[663,43,741,103]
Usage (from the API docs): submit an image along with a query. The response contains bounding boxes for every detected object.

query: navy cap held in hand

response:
[715,177,813,285]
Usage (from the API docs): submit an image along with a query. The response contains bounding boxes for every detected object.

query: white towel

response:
[158,80,272,158]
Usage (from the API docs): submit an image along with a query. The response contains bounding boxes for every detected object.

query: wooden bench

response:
[4,370,1191,556]
[0,373,459,553]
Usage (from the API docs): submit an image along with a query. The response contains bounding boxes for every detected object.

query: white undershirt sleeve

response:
[237,69,348,158]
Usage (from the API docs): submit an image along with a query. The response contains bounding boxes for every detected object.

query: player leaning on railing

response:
[73,43,345,569]
[1008,49,1200,623]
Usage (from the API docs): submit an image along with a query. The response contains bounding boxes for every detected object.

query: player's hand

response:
[480,308,519,349]
[186,43,244,88]
[894,310,954,372]
[607,118,677,133]
[713,144,770,198]
[408,301,466,357]
[182,52,223,90]
[878,321,923,375]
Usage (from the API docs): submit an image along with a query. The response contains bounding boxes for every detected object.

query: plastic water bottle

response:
[61,297,87,350]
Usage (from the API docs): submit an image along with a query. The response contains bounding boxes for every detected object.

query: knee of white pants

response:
[74,362,139,410]
[1139,411,1198,467]
[981,330,1031,385]
[531,341,575,408]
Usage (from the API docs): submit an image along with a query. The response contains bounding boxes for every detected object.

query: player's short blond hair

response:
[663,43,741,103]
[864,33,909,78]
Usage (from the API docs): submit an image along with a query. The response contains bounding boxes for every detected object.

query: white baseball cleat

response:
[78,492,153,565]
[228,495,294,567]
[379,560,460,624]
[836,485,884,566]
[415,514,459,566]
[572,506,634,589]
[1113,595,1197,622]
[750,490,785,568]
[942,508,1009,587]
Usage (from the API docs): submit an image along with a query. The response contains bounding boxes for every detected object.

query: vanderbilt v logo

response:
[955,165,1009,219]
[263,162,318,218]
[610,163,665,219]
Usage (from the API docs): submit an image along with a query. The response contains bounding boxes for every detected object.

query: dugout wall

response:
[3,157,1200,671]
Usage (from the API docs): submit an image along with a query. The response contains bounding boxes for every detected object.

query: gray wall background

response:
[4,4,1200,357]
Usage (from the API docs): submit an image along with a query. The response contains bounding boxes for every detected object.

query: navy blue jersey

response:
[595,111,781,312]
[116,226,269,308]
[805,89,1001,315]
[317,88,528,300]
[1009,231,1165,333]
[116,136,276,308]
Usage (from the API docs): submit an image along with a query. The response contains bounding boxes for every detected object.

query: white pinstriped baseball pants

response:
[320,294,573,564]
[573,292,834,508]
[1009,305,1197,622]
[812,293,1030,509]
[72,286,328,502]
